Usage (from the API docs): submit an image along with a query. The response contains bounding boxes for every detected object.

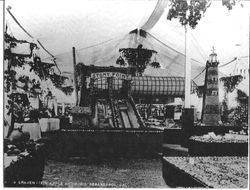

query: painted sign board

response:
[91,72,128,80]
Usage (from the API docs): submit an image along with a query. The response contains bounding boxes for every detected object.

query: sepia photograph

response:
[2,0,249,188]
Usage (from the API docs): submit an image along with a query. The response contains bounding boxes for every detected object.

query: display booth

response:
[75,63,197,129]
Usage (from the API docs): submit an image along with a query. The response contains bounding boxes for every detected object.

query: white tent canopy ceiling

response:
[5,0,249,88]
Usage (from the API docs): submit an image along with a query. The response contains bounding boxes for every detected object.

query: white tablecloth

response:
[4,152,29,169]
[39,118,60,132]
[4,154,18,168]
[14,123,41,141]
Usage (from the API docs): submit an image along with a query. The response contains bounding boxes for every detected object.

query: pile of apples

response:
[189,132,248,143]
[164,156,248,188]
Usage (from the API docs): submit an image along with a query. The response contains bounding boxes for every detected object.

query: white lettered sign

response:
[91,72,127,80]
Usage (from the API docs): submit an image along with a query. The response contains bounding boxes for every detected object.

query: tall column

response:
[202,47,221,126]
[184,27,191,108]
[72,47,79,106]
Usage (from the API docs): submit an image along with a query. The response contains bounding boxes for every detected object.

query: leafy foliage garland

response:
[4,33,37,60]
[167,0,238,29]
[4,33,42,123]
[236,89,248,105]
[232,106,248,129]
[29,56,74,95]
[50,73,74,95]
[28,56,54,80]
[4,32,75,125]
[5,32,74,96]
[220,75,243,93]
[219,75,242,123]
[116,44,160,76]
[6,93,31,123]
[232,89,248,127]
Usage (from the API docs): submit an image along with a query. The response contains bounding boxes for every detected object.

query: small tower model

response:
[202,47,221,126]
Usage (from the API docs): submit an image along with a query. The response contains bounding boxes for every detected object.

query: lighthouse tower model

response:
[202,47,221,126]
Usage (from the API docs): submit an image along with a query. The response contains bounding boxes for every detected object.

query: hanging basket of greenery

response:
[116,44,159,76]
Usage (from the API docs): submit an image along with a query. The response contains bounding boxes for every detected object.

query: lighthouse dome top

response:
[208,46,219,65]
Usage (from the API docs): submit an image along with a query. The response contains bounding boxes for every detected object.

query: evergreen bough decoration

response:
[220,75,243,93]
[117,44,160,76]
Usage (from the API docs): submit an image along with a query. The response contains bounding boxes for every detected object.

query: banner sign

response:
[91,72,127,80]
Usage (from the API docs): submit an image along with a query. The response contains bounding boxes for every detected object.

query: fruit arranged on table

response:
[164,156,248,188]
[189,132,248,143]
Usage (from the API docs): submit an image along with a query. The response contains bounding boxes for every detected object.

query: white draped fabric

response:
[39,118,60,132]
[140,0,168,31]
[14,123,42,141]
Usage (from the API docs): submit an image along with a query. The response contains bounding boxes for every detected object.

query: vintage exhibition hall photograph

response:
[3,0,249,188]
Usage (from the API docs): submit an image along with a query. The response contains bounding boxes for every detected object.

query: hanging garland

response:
[5,31,74,97]
[195,85,205,98]
[28,56,54,80]
[6,93,31,123]
[4,32,44,125]
[116,44,160,76]
[4,32,37,60]
[236,89,248,105]
[220,75,243,93]
[50,73,74,95]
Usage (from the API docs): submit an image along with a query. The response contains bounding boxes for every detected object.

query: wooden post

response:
[72,47,79,105]
[184,26,191,108]
[6,58,14,138]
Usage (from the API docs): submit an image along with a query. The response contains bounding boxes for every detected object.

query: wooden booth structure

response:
[73,63,197,129]
[52,64,197,159]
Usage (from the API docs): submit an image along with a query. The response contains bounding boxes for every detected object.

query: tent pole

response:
[72,47,79,106]
[184,26,191,108]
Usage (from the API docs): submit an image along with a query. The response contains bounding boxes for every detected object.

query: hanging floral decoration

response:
[50,73,74,95]
[236,89,248,105]
[116,44,160,76]
[6,93,31,123]
[220,75,243,93]
[116,56,125,66]
[195,85,205,98]
[28,56,54,80]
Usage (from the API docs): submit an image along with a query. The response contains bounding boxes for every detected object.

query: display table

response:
[4,150,45,187]
[188,134,248,156]
[188,140,248,156]
[162,156,248,188]
[39,118,60,132]
[4,154,18,168]
[14,123,41,141]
